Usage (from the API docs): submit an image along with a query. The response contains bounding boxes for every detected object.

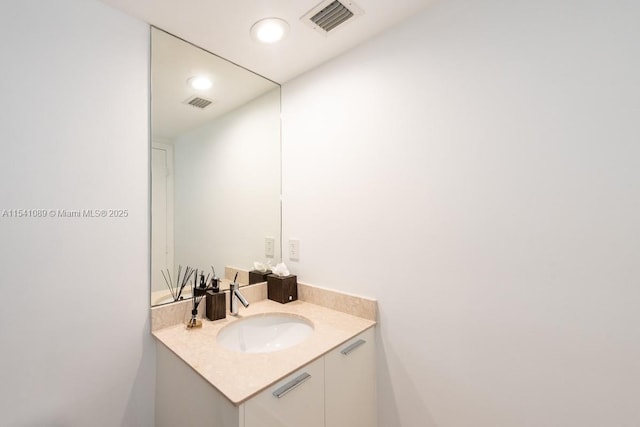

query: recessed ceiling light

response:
[188,76,212,90]
[250,18,289,44]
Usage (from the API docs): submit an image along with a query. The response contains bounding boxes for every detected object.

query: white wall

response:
[174,89,281,272]
[0,1,154,426]
[282,0,640,426]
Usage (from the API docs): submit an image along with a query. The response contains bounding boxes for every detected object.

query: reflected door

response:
[152,145,173,293]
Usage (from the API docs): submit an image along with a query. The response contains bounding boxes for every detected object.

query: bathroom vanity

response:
[153,286,377,427]
[149,25,377,427]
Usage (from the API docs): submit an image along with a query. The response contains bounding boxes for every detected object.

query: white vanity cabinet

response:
[155,327,376,427]
[244,358,325,427]
[325,327,377,427]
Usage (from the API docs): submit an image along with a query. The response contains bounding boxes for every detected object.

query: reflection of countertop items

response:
[153,293,376,405]
[151,288,194,306]
[152,266,253,307]
[152,278,253,306]
[224,266,250,285]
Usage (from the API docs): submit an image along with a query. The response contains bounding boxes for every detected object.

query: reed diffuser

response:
[161,265,196,303]
[186,269,208,329]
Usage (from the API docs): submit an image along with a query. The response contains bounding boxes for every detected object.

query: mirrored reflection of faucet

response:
[230,278,249,316]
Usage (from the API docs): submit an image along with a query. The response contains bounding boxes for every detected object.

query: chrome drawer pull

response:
[341,339,366,355]
[272,372,311,399]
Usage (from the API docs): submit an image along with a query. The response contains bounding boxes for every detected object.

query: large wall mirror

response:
[151,28,282,306]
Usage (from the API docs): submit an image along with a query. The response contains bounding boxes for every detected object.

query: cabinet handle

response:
[341,339,366,356]
[272,372,311,399]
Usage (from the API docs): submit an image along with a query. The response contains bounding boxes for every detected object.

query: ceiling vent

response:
[183,96,214,109]
[301,0,364,35]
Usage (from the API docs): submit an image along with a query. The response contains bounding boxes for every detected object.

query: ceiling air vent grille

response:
[311,1,353,32]
[302,0,363,35]
[184,96,214,109]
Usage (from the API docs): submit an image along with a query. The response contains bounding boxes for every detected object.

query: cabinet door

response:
[155,343,241,427]
[244,357,324,427]
[325,327,377,427]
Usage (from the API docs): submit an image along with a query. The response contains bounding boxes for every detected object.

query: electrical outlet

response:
[265,237,275,258]
[289,239,300,261]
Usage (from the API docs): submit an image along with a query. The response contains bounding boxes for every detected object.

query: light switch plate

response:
[288,239,300,261]
[265,237,275,258]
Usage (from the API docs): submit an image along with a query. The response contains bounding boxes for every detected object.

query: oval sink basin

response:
[217,314,314,353]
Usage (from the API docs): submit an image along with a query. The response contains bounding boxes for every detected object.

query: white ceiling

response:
[100,0,434,83]
[151,28,278,140]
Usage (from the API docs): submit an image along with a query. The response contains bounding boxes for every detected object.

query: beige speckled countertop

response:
[153,298,376,405]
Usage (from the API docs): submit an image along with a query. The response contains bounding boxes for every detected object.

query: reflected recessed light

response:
[250,18,289,44]
[188,76,212,90]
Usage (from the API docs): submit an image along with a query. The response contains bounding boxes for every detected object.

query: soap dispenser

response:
[206,275,226,321]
